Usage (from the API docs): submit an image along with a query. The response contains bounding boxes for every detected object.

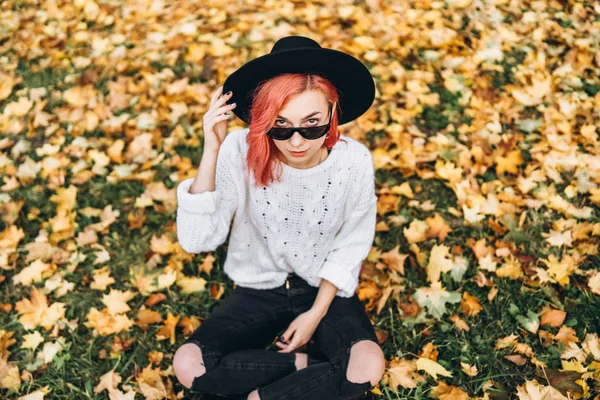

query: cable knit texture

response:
[176,127,377,297]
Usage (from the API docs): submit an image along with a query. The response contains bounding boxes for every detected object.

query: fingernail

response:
[278,335,286,342]
[226,91,232,95]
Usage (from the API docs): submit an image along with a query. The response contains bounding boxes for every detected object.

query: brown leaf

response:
[145,293,166,307]
[460,292,483,317]
[431,381,469,400]
[135,309,163,330]
[540,309,566,328]
[504,354,527,366]
[450,314,470,332]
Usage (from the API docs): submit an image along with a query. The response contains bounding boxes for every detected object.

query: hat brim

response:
[222,48,375,125]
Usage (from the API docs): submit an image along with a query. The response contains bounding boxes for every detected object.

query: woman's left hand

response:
[276,309,323,353]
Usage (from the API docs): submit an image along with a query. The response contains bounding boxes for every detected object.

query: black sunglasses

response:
[267,105,333,141]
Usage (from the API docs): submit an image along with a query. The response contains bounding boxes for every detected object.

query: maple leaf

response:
[582,333,600,360]
[495,149,524,175]
[425,213,452,242]
[431,381,469,400]
[21,331,44,351]
[426,244,454,284]
[459,292,482,317]
[102,289,136,315]
[384,358,425,389]
[516,310,540,334]
[49,185,78,213]
[540,254,578,287]
[156,312,180,345]
[414,282,461,319]
[90,266,116,291]
[85,308,133,336]
[403,220,429,243]
[94,368,135,399]
[15,288,66,330]
[0,357,21,390]
[587,272,600,295]
[460,362,478,377]
[380,245,409,276]
[137,365,169,400]
[12,259,54,286]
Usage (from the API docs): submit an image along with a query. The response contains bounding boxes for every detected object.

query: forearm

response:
[188,149,219,194]
[310,278,338,318]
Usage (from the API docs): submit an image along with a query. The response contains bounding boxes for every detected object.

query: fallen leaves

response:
[15,288,66,331]
[413,282,461,319]
[0,1,599,399]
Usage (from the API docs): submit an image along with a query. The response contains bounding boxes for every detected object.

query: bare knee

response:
[173,343,206,389]
[346,340,386,387]
[247,389,261,400]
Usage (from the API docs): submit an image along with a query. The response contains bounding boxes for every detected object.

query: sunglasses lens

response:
[268,125,329,140]
[268,128,293,140]
[303,126,329,140]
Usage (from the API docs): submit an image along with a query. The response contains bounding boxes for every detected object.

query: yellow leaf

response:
[90,267,115,291]
[156,312,180,345]
[0,356,21,390]
[588,273,600,295]
[5,96,33,117]
[0,73,22,101]
[49,186,78,213]
[416,357,452,379]
[15,288,66,330]
[431,381,469,400]
[21,331,44,351]
[17,386,50,400]
[85,308,133,336]
[460,362,478,377]
[176,276,207,294]
[102,289,135,315]
[426,244,454,284]
[495,150,524,175]
[460,292,483,317]
[384,358,424,389]
[12,260,54,286]
[404,220,429,243]
[516,379,567,400]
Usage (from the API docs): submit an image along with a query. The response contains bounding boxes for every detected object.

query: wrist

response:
[309,305,328,319]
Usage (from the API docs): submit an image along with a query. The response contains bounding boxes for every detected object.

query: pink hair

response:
[244,73,347,187]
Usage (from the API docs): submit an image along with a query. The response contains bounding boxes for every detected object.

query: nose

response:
[289,131,305,145]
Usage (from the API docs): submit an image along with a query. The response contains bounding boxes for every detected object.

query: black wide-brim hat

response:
[222,35,375,126]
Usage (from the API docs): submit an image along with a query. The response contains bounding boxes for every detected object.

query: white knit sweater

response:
[176,127,377,298]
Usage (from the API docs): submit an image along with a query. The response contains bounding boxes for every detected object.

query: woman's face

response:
[271,90,332,169]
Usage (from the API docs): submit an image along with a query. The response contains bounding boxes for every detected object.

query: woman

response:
[173,35,385,400]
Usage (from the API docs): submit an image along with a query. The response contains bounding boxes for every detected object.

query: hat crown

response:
[270,36,322,54]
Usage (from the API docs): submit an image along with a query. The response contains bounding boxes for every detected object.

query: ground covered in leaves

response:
[1,0,600,399]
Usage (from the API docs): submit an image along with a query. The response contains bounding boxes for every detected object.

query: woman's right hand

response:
[203,85,237,152]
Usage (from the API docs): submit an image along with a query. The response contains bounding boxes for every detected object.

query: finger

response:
[204,105,234,123]
[211,102,236,118]
[206,92,234,118]
[278,345,294,353]
[215,89,233,109]
[209,86,224,107]
[207,114,231,127]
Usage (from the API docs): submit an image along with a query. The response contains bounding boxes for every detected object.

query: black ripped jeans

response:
[183,272,380,399]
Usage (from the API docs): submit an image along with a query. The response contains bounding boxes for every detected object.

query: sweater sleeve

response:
[176,139,240,254]
[317,152,378,298]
